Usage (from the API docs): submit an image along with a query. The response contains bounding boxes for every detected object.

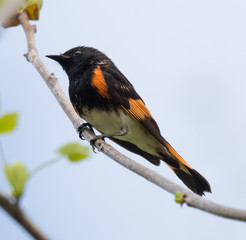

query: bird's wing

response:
[94,65,166,146]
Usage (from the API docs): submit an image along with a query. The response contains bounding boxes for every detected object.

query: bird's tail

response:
[160,141,211,196]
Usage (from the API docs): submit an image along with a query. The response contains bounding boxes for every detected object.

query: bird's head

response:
[46,46,110,77]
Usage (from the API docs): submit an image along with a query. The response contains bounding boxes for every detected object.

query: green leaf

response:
[2,0,43,28]
[57,143,90,162]
[174,191,184,204]
[0,113,18,133]
[4,161,29,199]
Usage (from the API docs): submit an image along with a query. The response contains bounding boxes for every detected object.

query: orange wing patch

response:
[91,67,110,98]
[165,141,193,169]
[127,98,154,120]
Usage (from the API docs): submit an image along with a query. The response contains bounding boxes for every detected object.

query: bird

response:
[46,46,211,195]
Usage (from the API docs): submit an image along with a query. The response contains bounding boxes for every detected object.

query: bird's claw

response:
[78,123,94,140]
[90,135,106,153]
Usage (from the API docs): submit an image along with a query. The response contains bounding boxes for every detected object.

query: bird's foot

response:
[90,127,128,151]
[78,123,94,140]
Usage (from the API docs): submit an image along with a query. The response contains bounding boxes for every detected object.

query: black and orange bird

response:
[46,46,211,195]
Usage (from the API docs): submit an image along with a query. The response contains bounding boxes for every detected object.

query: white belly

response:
[82,107,162,156]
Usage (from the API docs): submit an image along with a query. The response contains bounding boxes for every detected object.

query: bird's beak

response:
[46,54,70,64]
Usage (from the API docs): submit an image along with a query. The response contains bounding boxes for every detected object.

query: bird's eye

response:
[74,51,81,56]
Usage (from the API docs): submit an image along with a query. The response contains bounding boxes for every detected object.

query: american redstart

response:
[46,46,211,195]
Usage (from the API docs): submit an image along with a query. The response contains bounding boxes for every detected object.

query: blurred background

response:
[1,0,246,239]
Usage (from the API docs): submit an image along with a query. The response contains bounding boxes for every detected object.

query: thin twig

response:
[93,140,246,221]
[18,11,83,131]
[14,10,246,223]
[0,193,49,240]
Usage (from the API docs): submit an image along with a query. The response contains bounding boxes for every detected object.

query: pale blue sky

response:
[1,0,246,239]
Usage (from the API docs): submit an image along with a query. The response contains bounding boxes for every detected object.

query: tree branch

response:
[12,10,246,223]
[0,193,49,240]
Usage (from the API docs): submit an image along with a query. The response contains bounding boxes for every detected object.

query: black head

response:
[46,46,112,77]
